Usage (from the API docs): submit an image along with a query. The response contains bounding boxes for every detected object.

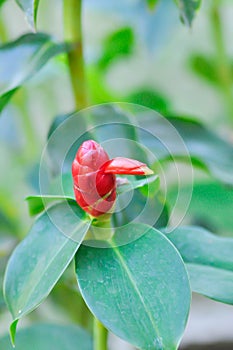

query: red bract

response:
[72,140,153,217]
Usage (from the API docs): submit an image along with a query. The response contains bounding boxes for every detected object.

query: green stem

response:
[93,317,108,350]
[63,0,95,333]
[210,0,233,123]
[63,0,88,109]
[0,9,8,43]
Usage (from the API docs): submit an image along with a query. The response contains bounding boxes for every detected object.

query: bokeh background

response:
[0,0,233,348]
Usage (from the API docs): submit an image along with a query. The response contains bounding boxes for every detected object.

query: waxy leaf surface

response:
[76,224,191,349]
[168,226,233,304]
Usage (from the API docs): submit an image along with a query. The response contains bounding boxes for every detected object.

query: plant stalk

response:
[63,0,88,109]
[210,0,233,123]
[63,3,107,347]
[0,9,8,43]
[93,317,108,350]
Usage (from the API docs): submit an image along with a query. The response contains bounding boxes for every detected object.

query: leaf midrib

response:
[111,243,161,344]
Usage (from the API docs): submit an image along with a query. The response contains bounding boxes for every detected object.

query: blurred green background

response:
[0,0,233,348]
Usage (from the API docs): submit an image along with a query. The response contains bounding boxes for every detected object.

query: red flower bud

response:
[102,157,153,175]
[72,140,153,217]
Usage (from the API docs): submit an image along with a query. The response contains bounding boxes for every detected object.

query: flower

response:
[72,140,153,217]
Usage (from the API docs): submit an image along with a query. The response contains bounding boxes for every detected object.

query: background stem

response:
[0,10,7,43]
[63,3,109,349]
[210,0,233,124]
[63,0,88,109]
[93,317,108,350]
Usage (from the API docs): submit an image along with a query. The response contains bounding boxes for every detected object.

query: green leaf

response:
[15,0,40,29]
[0,89,18,113]
[98,27,134,71]
[167,226,233,304]
[189,54,233,86]
[114,189,168,229]
[0,0,7,8]
[167,181,233,235]
[76,224,191,349]
[146,0,159,11]
[0,256,8,309]
[138,112,233,186]
[189,54,219,85]
[117,174,159,194]
[166,116,233,186]
[10,320,18,346]
[0,33,69,112]
[25,195,75,216]
[174,0,201,26]
[3,202,90,326]
[49,172,74,197]
[0,323,93,350]
[26,171,74,217]
[187,264,233,305]
[126,88,170,116]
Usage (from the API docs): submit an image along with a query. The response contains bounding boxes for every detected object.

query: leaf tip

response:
[10,319,18,347]
[141,166,154,175]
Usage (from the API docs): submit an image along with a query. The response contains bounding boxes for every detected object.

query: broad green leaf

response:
[114,188,168,229]
[167,226,233,304]
[166,117,233,186]
[0,33,69,112]
[187,264,233,305]
[0,323,93,350]
[47,113,74,140]
[76,224,191,349]
[174,0,201,26]
[15,0,40,29]
[167,181,233,235]
[3,202,90,328]
[137,112,233,186]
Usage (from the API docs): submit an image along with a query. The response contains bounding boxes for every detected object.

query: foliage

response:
[1,1,233,350]
[167,227,233,304]
[15,0,40,29]
[0,33,69,112]
[175,0,201,26]
[0,324,92,350]
[76,224,191,350]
